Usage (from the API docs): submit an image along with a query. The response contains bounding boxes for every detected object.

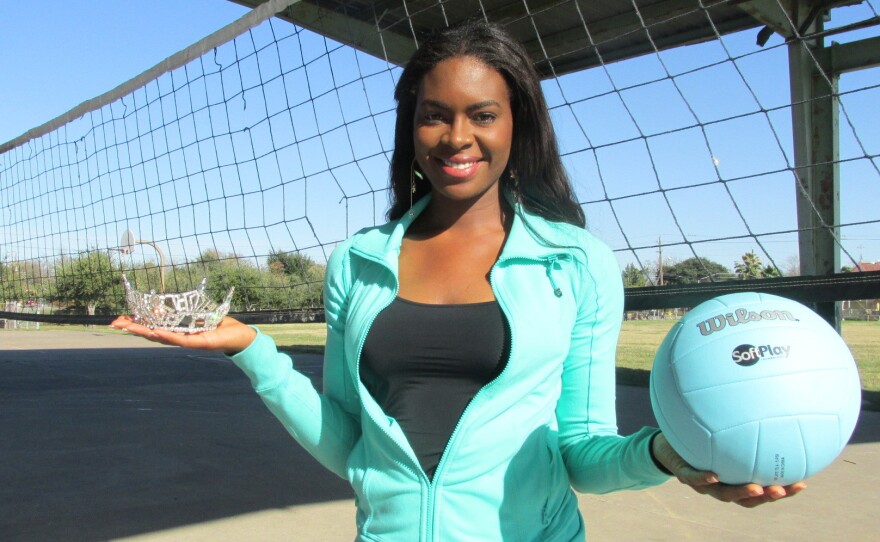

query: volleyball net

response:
[1,0,879,325]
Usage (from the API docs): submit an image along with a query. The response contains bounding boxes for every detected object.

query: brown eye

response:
[422,112,445,124]
[473,112,496,125]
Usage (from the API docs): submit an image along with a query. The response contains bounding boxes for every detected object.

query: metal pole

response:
[137,240,167,294]
[788,5,841,331]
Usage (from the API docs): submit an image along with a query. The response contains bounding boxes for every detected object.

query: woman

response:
[112,19,805,540]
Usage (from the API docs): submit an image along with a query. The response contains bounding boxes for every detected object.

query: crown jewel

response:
[121,274,234,333]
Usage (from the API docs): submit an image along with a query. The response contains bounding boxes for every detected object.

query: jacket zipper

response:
[357,250,569,540]
[426,251,574,538]
[352,251,437,541]
[423,255,515,540]
[353,290,432,538]
[350,253,422,472]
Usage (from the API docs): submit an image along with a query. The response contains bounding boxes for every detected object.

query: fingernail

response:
[706,475,719,484]
[749,487,764,497]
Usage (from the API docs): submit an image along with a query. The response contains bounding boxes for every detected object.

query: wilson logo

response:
[696,307,798,336]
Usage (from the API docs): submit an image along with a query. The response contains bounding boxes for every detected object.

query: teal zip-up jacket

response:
[230,196,670,541]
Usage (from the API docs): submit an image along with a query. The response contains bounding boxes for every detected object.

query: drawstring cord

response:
[543,255,567,298]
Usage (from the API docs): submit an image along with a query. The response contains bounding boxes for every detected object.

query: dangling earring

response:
[508,169,521,202]
[410,157,424,214]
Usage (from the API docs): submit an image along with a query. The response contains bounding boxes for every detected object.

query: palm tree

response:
[735,251,764,279]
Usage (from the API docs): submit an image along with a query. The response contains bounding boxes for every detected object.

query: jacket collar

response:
[349,192,574,268]
[348,196,429,271]
[502,197,575,262]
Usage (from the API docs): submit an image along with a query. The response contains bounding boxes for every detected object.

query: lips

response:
[434,156,482,179]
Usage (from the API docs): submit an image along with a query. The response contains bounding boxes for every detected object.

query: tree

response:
[267,250,325,308]
[124,249,329,312]
[53,251,123,314]
[207,260,272,310]
[0,261,24,302]
[733,251,781,279]
[294,260,325,308]
[762,265,781,278]
[193,249,228,268]
[783,255,800,277]
[268,250,316,277]
[662,257,730,285]
[735,251,764,279]
[1,259,52,302]
[621,263,648,288]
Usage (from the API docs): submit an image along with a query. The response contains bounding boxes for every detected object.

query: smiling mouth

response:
[434,157,481,179]
[433,156,483,178]
[438,157,480,169]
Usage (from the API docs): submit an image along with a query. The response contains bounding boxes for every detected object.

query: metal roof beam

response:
[735,0,865,41]
[231,0,416,65]
[815,34,880,74]
[519,0,760,75]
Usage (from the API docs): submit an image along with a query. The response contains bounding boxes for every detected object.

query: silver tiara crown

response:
[121,274,234,333]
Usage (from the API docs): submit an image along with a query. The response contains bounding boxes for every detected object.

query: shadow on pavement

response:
[0,345,352,542]
[3,335,877,541]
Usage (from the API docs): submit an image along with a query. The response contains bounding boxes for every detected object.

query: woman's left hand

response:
[110,315,256,356]
[651,432,807,508]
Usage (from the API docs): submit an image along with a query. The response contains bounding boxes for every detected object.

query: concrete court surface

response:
[1,329,878,541]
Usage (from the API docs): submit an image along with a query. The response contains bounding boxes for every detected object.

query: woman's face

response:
[413,56,514,206]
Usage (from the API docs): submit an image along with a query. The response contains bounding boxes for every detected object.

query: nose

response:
[442,116,473,149]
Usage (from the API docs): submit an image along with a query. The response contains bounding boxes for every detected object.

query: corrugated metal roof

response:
[231,0,767,77]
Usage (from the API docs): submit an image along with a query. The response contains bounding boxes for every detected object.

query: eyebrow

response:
[419,99,502,112]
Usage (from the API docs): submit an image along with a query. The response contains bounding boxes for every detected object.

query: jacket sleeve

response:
[229,244,360,479]
[555,240,670,493]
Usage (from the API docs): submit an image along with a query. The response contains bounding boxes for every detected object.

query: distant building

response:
[842,262,880,320]
[855,261,880,272]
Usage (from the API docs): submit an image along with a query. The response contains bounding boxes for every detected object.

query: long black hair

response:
[387,19,585,228]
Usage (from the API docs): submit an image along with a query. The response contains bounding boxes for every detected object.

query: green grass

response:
[259,319,880,410]
[842,321,880,409]
[264,323,327,354]
[15,318,879,409]
[615,319,880,410]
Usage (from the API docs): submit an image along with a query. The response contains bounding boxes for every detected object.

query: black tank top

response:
[360,297,510,479]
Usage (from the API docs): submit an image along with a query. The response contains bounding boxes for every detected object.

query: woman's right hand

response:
[110,315,257,356]
[652,432,807,508]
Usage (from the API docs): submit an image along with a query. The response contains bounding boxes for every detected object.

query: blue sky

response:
[1,0,878,277]
[0,0,249,144]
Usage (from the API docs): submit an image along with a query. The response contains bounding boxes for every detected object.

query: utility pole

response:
[658,237,664,286]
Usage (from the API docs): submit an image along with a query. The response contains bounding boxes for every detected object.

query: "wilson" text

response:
[696,308,797,336]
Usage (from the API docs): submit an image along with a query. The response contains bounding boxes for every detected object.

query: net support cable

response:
[0,0,302,156]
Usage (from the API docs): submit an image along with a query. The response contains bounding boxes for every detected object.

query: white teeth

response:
[441,158,478,169]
